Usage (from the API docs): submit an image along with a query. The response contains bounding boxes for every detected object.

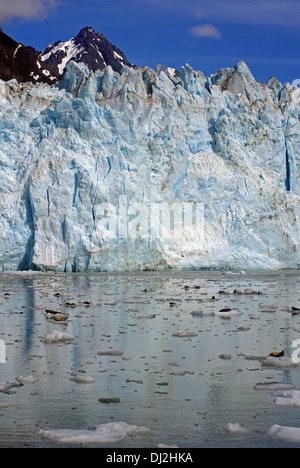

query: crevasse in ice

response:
[0,60,300,272]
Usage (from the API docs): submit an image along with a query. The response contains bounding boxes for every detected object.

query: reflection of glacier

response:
[1,60,300,271]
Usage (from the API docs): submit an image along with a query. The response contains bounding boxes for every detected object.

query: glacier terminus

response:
[0,60,300,272]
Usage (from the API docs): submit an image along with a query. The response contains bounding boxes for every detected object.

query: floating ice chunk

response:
[126,378,143,384]
[5,271,45,276]
[219,354,232,360]
[0,383,14,392]
[219,288,262,295]
[0,381,23,392]
[97,350,124,356]
[273,389,300,398]
[134,313,156,319]
[261,356,298,368]
[157,443,179,448]
[36,422,150,444]
[41,330,74,343]
[225,423,248,434]
[45,310,69,322]
[245,354,265,362]
[267,424,300,444]
[16,375,39,383]
[37,427,126,444]
[0,403,11,408]
[172,332,198,337]
[216,310,242,318]
[254,382,295,391]
[92,422,150,436]
[235,288,262,295]
[219,289,236,295]
[275,397,300,407]
[191,310,214,316]
[69,375,95,384]
[273,390,300,407]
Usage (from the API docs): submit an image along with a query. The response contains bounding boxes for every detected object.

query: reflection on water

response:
[0,270,300,447]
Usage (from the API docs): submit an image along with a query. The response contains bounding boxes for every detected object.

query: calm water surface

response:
[0,270,300,448]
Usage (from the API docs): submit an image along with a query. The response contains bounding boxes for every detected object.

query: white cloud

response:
[0,0,58,22]
[189,24,221,39]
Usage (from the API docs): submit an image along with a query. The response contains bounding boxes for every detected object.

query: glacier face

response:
[0,60,300,272]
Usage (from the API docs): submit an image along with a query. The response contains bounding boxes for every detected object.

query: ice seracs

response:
[0,58,300,272]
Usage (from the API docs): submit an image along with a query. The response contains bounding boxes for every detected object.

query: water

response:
[0,269,300,448]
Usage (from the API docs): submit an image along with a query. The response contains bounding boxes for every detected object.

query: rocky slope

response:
[0,29,58,85]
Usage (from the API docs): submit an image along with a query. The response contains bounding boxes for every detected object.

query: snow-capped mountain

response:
[0,28,58,85]
[39,26,135,75]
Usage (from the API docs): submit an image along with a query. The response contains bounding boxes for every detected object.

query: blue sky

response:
[1,0,300,84]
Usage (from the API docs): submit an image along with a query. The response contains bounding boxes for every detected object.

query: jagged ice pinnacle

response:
[0,60,300,272]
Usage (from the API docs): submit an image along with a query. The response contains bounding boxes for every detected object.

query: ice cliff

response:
[0,60,300,272]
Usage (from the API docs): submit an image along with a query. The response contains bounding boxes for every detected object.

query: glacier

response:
[0,60,300,272]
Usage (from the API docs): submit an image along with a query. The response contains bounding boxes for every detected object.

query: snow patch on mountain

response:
[39,27,134,75]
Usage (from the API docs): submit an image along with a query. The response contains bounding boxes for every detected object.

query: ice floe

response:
[69,375,95,384]
[273,390,300,407]
[254,382,295,391]
[133,313,156,319]
[41,330,74,343]
[97,349,124,356]
[45,310,69,322]
[267,424,300,444]
[157,443,179,448]
[225,423,248,434]
[0,381,23,392]
[16,375,39,383]
[216,310,242,319]
[260,356,298,368]
[172,332,198,337]
[219,354,232,360]
[0,403,11,408]
[36,422,150,444]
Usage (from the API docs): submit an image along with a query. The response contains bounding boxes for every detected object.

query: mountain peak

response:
[40,27,134,75]
[78,26,95,35]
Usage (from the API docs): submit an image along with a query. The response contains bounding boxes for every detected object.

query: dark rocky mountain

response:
[0,26,179,85]
[39,26,135,75]
[0,29,58,85]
